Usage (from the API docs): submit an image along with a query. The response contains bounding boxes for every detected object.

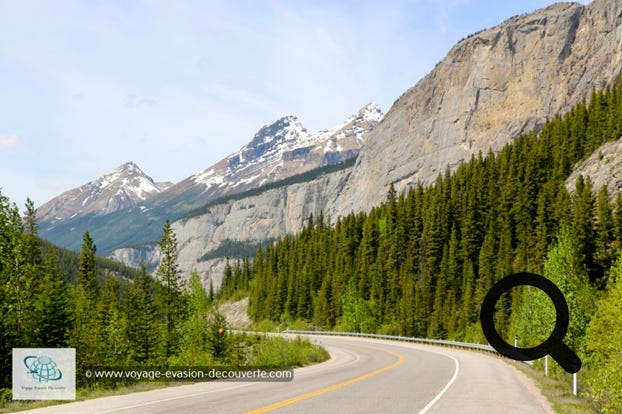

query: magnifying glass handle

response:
[550,341,582,374]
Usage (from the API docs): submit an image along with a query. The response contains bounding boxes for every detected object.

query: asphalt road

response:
[17,335,554,414]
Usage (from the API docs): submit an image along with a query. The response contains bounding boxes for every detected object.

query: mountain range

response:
[38,102,383,254]
[38,0,622,287]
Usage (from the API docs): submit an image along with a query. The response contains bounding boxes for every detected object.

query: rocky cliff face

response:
[566,135,622,193]
[109,167,352,285]
[328,0,622,219]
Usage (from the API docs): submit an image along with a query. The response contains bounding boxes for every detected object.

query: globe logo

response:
[23,355,63,383]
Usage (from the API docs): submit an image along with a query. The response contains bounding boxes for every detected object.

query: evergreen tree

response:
[595,186,614,274]
[206,311,230,361]
[126,264,162,364]
[98,277,128,366]
[570,175,597,279]
[155,219,184,359]
[77,231,98,300]
[33,254,70,347]
[177,272,211,364]
[70,232,101,376]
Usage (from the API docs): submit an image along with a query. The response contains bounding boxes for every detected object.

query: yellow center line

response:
[245,342,406,414]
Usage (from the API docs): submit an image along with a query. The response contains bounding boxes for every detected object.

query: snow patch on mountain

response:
[37,162,172,224]
[190,102,383,193]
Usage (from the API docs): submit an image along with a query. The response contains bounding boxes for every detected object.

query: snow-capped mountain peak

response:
[189,103,383,194]
[37,162,172,224]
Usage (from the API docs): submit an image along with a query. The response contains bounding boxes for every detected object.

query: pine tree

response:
[570,175,597,279]
[34,254,70,347]
[126,264,162,364]
[70,231,101,377]
[206,311,230,361]
[98,277,128,366]
[77,231,98,300]
[178,272,211,364]
[155,219,184,359]
[595,186,614,275]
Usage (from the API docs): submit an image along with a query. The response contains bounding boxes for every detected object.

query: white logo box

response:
[12,348,76,400]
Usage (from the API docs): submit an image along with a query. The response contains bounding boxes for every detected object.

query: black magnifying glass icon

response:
[480,272,582,374]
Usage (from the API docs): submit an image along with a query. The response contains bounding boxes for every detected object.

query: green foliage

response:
[583,254,622,413]
[250,336,329,368]
[155,219,185,359]
[0,190,328,403]
[33,254,70,348]
[125,264,163,365]
[515,228,592,355]
[206,311,231,361]
[336,278,375,333]
[175,272,211,365]
[542,228,593,352]
[78,232,98,300]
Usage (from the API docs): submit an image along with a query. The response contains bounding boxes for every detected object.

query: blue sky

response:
[0,0,575,209]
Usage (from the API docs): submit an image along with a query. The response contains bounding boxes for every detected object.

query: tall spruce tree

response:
[70,231,101,376]
[126,264,162,364]
[155,219,184,359]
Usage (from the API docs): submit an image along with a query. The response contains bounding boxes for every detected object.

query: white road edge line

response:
[93,382,255,414]
[417,354,460,414]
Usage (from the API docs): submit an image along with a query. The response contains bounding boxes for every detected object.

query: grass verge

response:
[510,361,596,414]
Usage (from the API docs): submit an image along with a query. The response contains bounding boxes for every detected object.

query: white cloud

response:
[0,134,20,150]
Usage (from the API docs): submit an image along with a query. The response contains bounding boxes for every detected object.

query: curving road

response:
[18,335,554,414]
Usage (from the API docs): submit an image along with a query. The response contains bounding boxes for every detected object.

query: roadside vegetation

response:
[0,205,328,411]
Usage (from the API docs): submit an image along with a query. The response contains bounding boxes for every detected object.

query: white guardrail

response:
[281,329,497,354]
[280,330,570,390]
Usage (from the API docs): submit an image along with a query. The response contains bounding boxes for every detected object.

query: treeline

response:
[0,200,232,394]
[198,239,272,263]
[1,196,328,402]
[221,82,622,411]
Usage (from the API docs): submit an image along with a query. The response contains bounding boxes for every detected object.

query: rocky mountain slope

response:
[566,135,622,193]
[37,162,172,226]
[165,102,382,203]
[110,164,352,285]
[328,0,622,219]
[39,103,382,252]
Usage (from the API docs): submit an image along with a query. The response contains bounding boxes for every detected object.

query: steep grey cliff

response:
[328,0,622,219]
[109,167,352,284]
